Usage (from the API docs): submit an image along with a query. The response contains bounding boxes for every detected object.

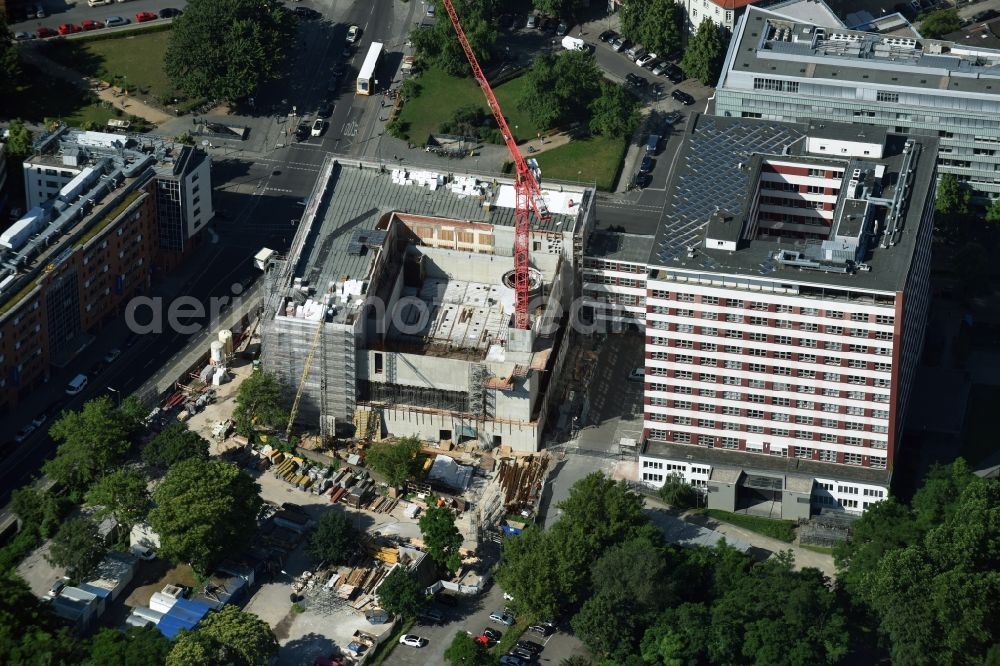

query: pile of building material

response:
[497,454,549,512]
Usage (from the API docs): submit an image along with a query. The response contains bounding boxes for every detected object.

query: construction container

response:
[218,330,234,357]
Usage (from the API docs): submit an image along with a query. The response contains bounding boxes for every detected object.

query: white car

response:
[88,0,113,6]
[105,16,127,27]
[14,424,36,443]
[311,118,325,137]
[503,591,514,601]
[346,24,360,43]
[490,611,515,626]
[398,635,428,648]
[627,368,644,382]
[637,52,657,68]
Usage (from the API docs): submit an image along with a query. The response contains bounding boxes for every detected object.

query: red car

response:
[57,23,80,35]
[81,19,103,30]
[35,26,57,38]
[135,11,157,23]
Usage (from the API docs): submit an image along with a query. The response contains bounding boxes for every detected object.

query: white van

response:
[65,374,88,396]
[561,35,587,52]
[88,0,113,6]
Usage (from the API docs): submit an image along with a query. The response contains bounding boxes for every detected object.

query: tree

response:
[620,0,685,58]
[233,370,287,440]
[3,120,32,161]
[0,17,20,110]
[589,84,639,138]
[376,566,426,619]
[681,19,728,87]
[10,486,65,538]
[495,526,571,619]
[164,0,296,102]
[640,603,711,666]
[986,198,1000,224]
[148,458,261,573]
[656,476,699,510]
[118,395,149,434]
[364,436,423,488]
[919,9,961,39]
[411,0,497,77]
[520,51,602,131]
[444,630,492,666]
[47,516,106,580]
[165,632,218,666]
[307,510,358,564]
[84,626,172,666]
[935,173,969,216]
[0,573,79,664]
[44,396,135,495]
[419,503,463,572]
[142,423,210,470]
[833,497,919,597]
[85,469,150,542]
[556,473,647,554]
[193,606,278,666]
[532,0,589,21]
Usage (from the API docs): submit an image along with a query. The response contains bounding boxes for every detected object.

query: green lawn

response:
[43,29,179,104]
[533,134,628,191]
[490,616,528,657]
[959,383,1000,465]
[5,62,124,128]
[396,67,542,144]
[705,509,797,543]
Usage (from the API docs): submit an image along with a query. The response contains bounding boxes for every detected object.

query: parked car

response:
[158,7,182,19]
[130,545,155,561]
[636,171,652,189]
[88,0,113,6]
[662,111,682,127]
[346,24,360,43]
[637,52,657,68]
[46,577,68,599]
[528,623,554,636]
[526,14,538,29]
[651,61,669,76]
[311,118,325,137]
[515,640,543,655]
[31,413,47,428]
[556,20,569,35]
[639,154,653,174]
[295,121,311,141]
[135,11,157,22]
[14,31,33,40]
[665,63,685,83]
[14,424,36,443]
[490,611,515,626]
[474,634,497,647]
[500,656,529,666]
[610,36,627,52]
[103,348,122,363]
[65,373,88,395]
[104,16,128,27]
[625,73,646,88]
[398,635,428,648]
[35,5,46,19]
[81,19,103,30]
[57,24,80,35]
[293,6,320,19]
[418,608,443,623]
[672,89,695,105]
[599,29,617,42]
[483,627,502,641]
[509,647,535,661]
[425,4,435,16]
[317,102,334,118]
[625,45,644,61]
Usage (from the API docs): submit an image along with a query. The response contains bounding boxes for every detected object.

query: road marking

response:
[265,187,294,193]
[343,120,359,137]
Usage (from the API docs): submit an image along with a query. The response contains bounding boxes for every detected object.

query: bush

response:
[705,509,796,542]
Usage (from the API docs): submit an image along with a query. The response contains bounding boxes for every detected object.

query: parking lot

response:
[384,583,587,666]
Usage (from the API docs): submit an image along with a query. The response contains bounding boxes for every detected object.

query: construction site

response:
[258,159,596,452]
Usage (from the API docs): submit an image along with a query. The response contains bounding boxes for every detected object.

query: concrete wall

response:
[706,478,737,512]
[492,374,535,422]
[418,246,513,284]
[359,350,471,393]
[377,406,540,451]
[781,490,813,521]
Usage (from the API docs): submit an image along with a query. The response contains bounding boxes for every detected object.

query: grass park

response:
[705,509,798,543]
[395,66,627,190]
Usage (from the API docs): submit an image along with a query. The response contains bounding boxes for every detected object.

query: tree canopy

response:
[44,396,137,495]
[0,573,79,664]
[10,485,66,538]
[169,606,278,666]
[986,198,1000,224]
[164,0,296,102]
[444,630,492,666]
[307,510,358,564]
[589,84,639,138]
[419,503,464,572]
[3,120,33,161]
[0,17,20,113]
[47,516,106,581]
[532,0,589,20]
[935,173,969,217]
[657,476,699,510]
[148,458,261,573]
[620,0,685,58]
[519,51,603,131]
[376,566,425,619]
[85,468,150,542]
[412,0,497,77]
[681,18,728,86]
[364,436,423,488]
[919,9,961,39]
[142,423,210,470]
[84,626,171,666]
[233,370,287,440]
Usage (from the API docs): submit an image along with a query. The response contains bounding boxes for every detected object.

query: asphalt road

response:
[11,0,188,33]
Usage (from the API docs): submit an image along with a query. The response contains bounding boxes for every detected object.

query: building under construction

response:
[260,158,595,451]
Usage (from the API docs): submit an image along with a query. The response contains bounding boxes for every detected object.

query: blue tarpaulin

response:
[156,598,213,639]
[501,525,523,536]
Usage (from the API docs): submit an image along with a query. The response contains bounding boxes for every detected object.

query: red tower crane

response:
[441,0,549,330]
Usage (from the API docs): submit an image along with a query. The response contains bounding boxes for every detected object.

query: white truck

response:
[561,36,589,52]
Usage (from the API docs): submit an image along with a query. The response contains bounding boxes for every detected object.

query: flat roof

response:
[585,231,656,264]
[644,439,891,485]
[726,6,1000,97]
[650,114,937,293]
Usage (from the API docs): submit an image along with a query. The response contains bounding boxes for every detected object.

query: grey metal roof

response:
[651,115,938,293]
[298,163,580,290]
[728,6,1000,97]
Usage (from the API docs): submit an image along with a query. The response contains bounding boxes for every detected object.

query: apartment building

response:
[23,127,212,264]
[715,6,1000,201]
[581,231,651,329]
[680,0,762,33]
[580,115,936,517]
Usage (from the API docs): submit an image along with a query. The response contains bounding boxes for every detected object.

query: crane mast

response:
[440,0,549,330]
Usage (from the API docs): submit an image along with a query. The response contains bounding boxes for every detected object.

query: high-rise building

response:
[581,115,936,516]
[715,5,1000,200]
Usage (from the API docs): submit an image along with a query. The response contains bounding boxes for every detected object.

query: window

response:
[819,449,837,461]
[796,430,813,440]
[821,433,838,443]
[876,314,895,325]
[876,90,899,103]
[799,354,817,363]
[676,293,694,302]
[772,412,790,422]
[844,453,863,466]
[824,372,840,382]
[699,419,716,428]
[773,397,790,407]
[702,296,719,305]
[826,310,843,319]
[674,433,691,443]
[721,437,740,449]
[754,78,798,92]
[794,447,813,459]
[871,457,887,469]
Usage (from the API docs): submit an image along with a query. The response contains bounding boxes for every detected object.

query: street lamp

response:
[108,387,121,407]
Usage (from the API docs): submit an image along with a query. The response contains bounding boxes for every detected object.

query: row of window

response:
[656,309,893,330]
[651,332,892,355]
[646,295,894,324]
[653,366,892,388]
[582,258,646,274]
[655,323,894,342]
[644,373,890,401]
[649,394,888,417]
[660,349,891,371]
[647,412,889,435]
